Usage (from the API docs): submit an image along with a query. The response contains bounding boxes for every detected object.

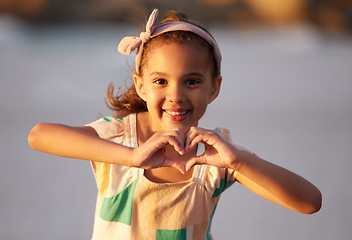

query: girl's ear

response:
[134,74,147,101]
[208,75,222,104]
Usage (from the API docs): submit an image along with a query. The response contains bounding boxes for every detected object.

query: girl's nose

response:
[166,84,185,103]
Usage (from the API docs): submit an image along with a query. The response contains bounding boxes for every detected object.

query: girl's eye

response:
[185,79,200,86]
[154,79,167,85]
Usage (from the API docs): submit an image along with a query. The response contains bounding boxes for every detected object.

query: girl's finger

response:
[172,128,186,154]
[186,128,211,152]
[142,130,184,163]
[165,134,185,155]
[185,126,201,152]
[163,157,186,174]
[185,156,205,172]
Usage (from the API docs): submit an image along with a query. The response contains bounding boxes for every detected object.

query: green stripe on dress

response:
[99,179,138,225]
[156,228,187,240]
[103,116,114,122]
[212,178,234,198]
[206,204,217,240]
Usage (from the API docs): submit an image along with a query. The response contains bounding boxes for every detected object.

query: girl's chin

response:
[162,121,197,134]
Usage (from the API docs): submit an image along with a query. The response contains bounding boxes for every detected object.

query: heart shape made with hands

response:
[135,126,236,175]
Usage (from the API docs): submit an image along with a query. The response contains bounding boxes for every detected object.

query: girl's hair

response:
[105,10,218,118]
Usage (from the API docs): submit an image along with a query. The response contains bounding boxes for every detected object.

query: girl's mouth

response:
[163,110,190,121]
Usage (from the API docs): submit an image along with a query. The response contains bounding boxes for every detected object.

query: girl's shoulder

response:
[86,114,136,140]
[196,165,237,198]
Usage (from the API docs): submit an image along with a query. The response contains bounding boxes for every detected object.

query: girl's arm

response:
[28,123,187,173]
[233,150,322,214]
[28,123,134,165]
[185,127,322,214]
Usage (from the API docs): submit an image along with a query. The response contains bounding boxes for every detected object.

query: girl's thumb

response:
[185,157,203,173]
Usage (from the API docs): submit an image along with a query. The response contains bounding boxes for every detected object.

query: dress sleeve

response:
[204,128,255,198]
[86,116,124,140]
[85,116,125,196]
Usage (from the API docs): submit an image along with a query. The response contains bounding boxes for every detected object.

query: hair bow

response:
[117,8,222,75]
[118,9,159,55]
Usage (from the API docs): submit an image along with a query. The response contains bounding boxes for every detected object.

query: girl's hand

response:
[184,127,239,171]
[131,128,187,174]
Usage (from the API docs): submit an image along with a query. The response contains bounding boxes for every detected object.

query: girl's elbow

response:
[301,201,322,215]
[309,191,322,214]
[300,190,323,215]
[28,123,47,150]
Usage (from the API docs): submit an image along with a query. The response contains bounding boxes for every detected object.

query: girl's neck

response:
[136,111,153,145]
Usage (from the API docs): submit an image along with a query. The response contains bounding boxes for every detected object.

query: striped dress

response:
[87,113,238,240]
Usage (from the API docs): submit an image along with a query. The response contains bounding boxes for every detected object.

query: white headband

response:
[118,9,222,75]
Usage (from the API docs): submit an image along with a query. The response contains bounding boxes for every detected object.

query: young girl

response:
[28,9,321,240]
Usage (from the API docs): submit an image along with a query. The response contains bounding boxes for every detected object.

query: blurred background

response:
[1,0,352,239]
[1,0,352,32]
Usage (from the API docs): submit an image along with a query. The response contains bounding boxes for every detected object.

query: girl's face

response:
[134,42,222,133]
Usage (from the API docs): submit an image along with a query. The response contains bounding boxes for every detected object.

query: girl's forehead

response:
[148,42,206,56]
[143,43,211,74]
[139,31,218,77]
[147,42,210,64]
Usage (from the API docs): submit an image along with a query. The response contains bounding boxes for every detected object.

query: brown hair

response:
[105,10,218,118]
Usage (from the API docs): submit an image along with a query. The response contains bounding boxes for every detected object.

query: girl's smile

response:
[134,42,222,135]
[163,109,189,121]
